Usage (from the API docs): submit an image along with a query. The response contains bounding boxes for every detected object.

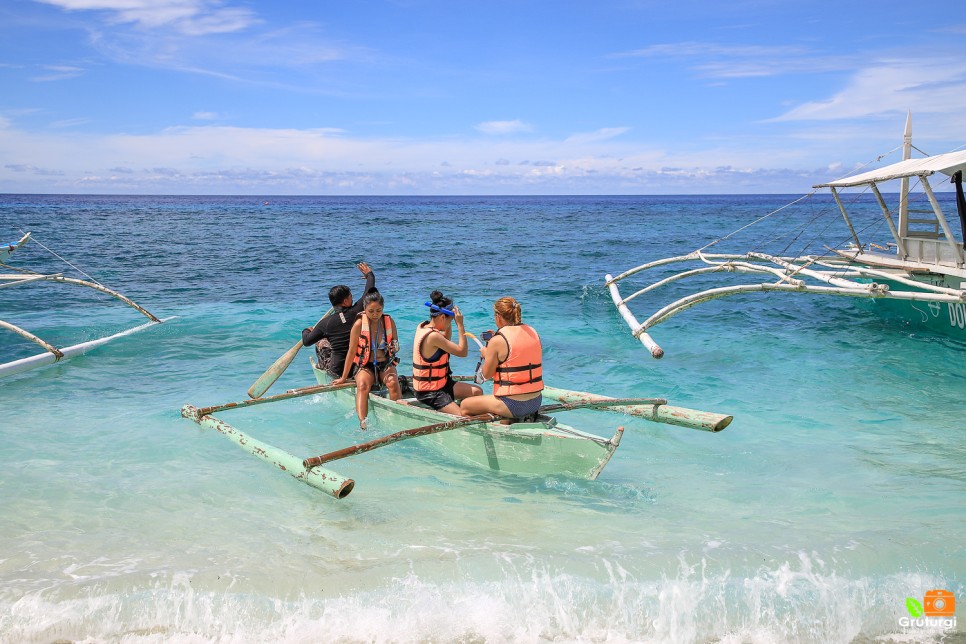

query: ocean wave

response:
[0,557,957,643]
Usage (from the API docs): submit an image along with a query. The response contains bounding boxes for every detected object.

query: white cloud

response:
[564,127,630,144]
[192,111,220,120]
[49,118,90,128]
[0,122,669,193]
[74,19,355,87]
[34,0,258,35]
[775,59,966,121]
[31,65,86,82]
[614,41,853,79]
[0,119,961,195]
[475,120,532,135]
[4,163,65,176]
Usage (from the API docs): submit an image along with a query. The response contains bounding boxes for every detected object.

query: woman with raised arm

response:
[333,289,401,429]
[411,290,483,415]
[459,296,543,420]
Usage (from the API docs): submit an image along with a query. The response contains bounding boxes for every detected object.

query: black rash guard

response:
[301,271,376,370]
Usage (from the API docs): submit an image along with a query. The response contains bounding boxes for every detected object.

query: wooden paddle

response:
[248,308,334,399]
[302,397,666,469]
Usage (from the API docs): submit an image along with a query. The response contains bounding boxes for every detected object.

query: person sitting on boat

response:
[459,296,543,420]
[333,289,401,429]
[301,262,375,377]
[411,290,483,415]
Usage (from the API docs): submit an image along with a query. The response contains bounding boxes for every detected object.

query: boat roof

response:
[815,149,966,188]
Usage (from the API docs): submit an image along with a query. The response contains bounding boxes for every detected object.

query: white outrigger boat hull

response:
[1,232,166,378]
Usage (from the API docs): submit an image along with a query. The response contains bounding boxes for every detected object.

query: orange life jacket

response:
[354,314,395,367]
[493,324,543,396]
[411,321,450,391]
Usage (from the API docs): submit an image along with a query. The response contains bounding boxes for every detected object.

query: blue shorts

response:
[497,394,543,418]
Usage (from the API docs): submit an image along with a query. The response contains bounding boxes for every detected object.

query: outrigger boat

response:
[606,113,966,357]
[1,232,165,378]
[181,355,732,499]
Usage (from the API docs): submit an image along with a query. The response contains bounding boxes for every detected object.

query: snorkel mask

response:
[424,302,455,317]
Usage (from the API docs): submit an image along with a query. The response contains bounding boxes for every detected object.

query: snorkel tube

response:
[464,332,486,384]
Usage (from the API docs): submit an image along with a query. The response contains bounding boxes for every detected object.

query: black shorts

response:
[356,356,399,376]
[414,378,456,411]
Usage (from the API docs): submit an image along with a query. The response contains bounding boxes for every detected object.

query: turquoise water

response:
[1,194,963,643]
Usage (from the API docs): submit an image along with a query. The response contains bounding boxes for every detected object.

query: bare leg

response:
[454,382,482,401]
[354,369,374,428]
[436,383,483,416]
[459,394,512,418]
[380,365,401,401]
[437,402,463,415]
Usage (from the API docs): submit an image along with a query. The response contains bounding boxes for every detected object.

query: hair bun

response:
[430,290,443,302]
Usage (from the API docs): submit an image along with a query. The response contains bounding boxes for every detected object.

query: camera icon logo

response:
[924,589,955,617]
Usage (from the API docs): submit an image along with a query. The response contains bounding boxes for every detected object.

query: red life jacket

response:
[411,321,450,391]
[493,324,543,396]
[353,314,395,367]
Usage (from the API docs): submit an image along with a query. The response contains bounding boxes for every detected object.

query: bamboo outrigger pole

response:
[541,386,730,432]
[182,404,355,499]
[451,377,733,433]
[197,381,356,417]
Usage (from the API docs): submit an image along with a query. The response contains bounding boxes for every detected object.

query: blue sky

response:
[1,0,965,195]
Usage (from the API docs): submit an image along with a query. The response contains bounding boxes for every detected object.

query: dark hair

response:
[363,288,384,307]
[429,290,453,317]
[329,284,351,307]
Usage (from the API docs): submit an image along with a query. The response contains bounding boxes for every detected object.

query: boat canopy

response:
[815,149,966,188]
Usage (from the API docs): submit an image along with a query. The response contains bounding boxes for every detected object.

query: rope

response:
[15,227,106,288]
[696,140,934,258]
[696,192,815,253]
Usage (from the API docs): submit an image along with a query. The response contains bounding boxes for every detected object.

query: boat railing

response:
[901,236,963,267]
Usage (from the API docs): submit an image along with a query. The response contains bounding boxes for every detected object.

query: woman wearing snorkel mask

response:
[333,289,401,429]
[411,290,483,415]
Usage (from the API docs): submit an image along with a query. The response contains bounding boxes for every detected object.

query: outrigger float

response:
[1,232,166,378]
[181,358,732,500]
[606,113,966,357]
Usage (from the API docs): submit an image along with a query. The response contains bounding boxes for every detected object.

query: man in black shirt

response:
[302,262,375,377]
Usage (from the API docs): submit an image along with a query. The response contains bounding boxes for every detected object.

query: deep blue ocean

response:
[1,194,963,643]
